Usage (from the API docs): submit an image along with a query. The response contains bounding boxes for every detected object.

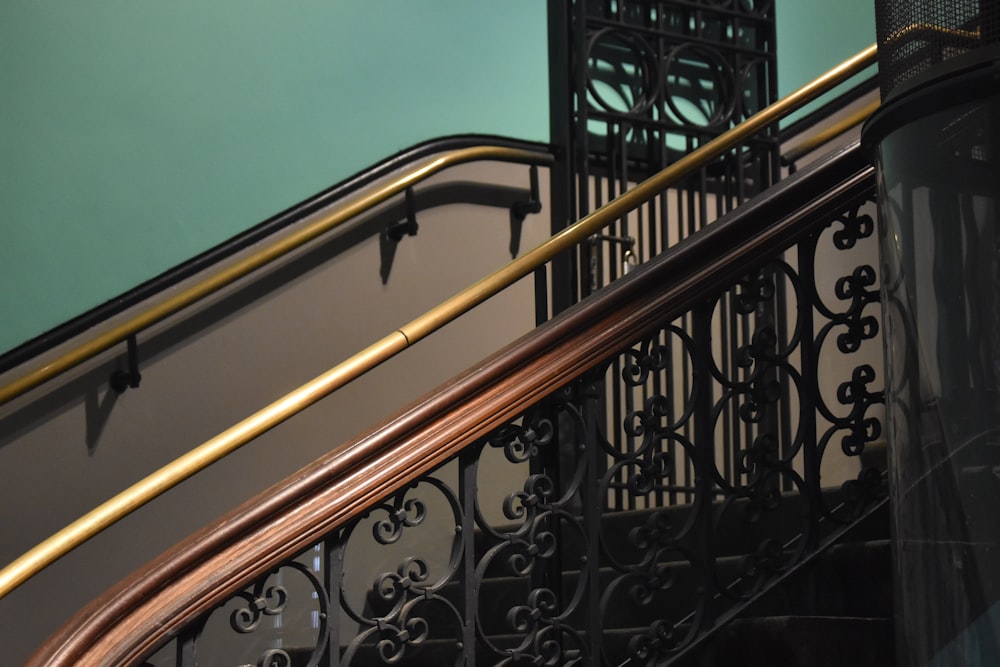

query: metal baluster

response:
[325,535,344,667]
[458,447,477,666]
[579,376,604,665]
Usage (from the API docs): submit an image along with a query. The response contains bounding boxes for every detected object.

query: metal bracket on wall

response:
[379,187,419,285]
[508,165,543,259]
[385,187,420,243]
[110,334,142,393]
[378,173,542,284]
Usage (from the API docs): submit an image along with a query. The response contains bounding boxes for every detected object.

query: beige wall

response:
[0,160,552,664]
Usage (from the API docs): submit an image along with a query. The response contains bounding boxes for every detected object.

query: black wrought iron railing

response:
[26,138,884,666]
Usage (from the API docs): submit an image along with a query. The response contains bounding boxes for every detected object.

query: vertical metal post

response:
[547,0,579,316]
[325,535,343,667]
[177,633,195,667]
[458,447,478,666]
[795,233,822,569]
[579,375,604,664]
[692,301,718,629]
[534,266,549,327]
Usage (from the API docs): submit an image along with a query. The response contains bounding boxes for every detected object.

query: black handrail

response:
[0,135,551,376]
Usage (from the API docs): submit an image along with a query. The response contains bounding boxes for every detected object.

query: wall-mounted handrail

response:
[0,43,878,603]
[0,144,552,408]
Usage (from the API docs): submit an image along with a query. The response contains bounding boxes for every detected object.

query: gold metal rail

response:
[0,145,551,408]
[783,97,881,164]
[886,23,981,48]
[0,43,878,601]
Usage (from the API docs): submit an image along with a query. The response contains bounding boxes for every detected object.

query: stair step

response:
[604,616,894,667]
[358,495,893,662]
[746,539,892,619]
[365,538,891,638]
[475,489,890,580]
[491,540,888,631]
[704,615,895,667]
[346,615,894,667]
[345,631,585,666]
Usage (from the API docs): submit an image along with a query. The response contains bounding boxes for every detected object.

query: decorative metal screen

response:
[564,0,779,294]
[552,0,783,511]
[874,0,1000,100]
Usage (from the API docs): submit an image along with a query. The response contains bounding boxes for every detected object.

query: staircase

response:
[671,504,894,666]
[344,493,893,667]
[22,138,889,666]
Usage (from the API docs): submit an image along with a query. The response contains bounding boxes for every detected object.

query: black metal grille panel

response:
[875,0,1000,100]
[148,170,886,667]
[557,0,779,307]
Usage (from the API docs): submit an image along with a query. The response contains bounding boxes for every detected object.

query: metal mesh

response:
[875,0,1000,99]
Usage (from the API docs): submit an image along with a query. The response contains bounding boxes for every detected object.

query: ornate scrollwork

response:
[734,269,776,315]
[372,497,427,545]
[621,340,672,387]
[626,451,674,496]
[489,409,555,464]
[503,474,557,521]
[230,584,287,634]
[374,557,430,603]
[503,526,558,578]
[626,619,680,663]
[737,377,782,423]
[737,433,781,480]
[839,467,887,518]
[837,365,883,456]
[372,615,430,663]
[257,649,291,667]
[496,625,586,666]
[739,537,786,580]
[832,207,875,250]
[625,395,671,438]
[507,588,559,633]
[734,325,779,372]
[177,561,328,667]
[628,560,678,605]
[628,511,674,552]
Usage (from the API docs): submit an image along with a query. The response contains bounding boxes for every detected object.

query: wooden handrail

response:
[27,140,877,666]
[0,43,879,606]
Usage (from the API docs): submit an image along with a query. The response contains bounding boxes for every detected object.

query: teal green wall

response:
[1,1,877,357]
[775,0,876,122]
[0,0,548,355]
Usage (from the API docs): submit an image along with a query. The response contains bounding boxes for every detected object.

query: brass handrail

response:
[0,145,552,408]
[783,97,881,164]
[0,43,878,601]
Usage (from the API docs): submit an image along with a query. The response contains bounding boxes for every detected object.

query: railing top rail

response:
[0,43,878,605]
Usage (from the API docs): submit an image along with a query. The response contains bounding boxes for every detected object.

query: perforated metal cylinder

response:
[874,0,1000,100]
[866,2,1000,665]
